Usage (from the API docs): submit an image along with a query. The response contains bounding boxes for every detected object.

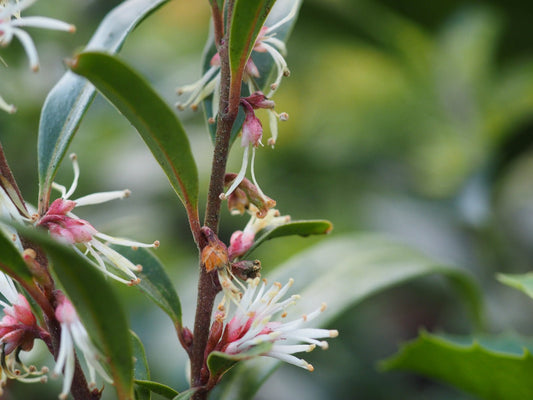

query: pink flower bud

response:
[241,109,263,148]
[243,92,275,110]
[228,230,255,260]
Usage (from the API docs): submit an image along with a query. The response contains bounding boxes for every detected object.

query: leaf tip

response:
[64,54,80,71]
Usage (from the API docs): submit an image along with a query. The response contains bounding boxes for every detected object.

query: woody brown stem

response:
[190,1,241,398]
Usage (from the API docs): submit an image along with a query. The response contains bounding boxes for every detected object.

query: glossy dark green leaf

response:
[132,332,151,400]
[381,331,533,400]
[218,234,483,399]
[0,229,33,282]
[207,342,273,380]
[201,0,302,144]
[112,246,182,326]
[243,219,333,258]
[19,227,134,399]
[38,0,171,212]
[135,380,179,399]
[69,52,199,212]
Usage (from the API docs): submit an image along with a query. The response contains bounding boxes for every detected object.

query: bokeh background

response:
[1,0,533,398]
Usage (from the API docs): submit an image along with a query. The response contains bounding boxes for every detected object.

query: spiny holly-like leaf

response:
[207,342,273,380]
[135,380,179,399]
[381,331,533,400]
[132,332,151,400]
[68,52,199,213]
[112,246,182,326]
[18,227,134,399]
[200,0,303,145]
[38,0,171,213]
[497,273,533,300]
[217,234,483,399]
[243,219,333,258]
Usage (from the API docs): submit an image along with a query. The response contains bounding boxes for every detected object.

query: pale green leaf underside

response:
[69,51,199,211]
[218,234,483,399]
[381,331,533,400]
[38,0,171,210]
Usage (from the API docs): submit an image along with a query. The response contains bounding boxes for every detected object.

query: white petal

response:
[73,190,130,207]
[11,16,74,32]
[11,27,38,70]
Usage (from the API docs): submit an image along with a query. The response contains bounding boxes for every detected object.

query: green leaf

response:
[207,342,273,380]
[135,380,179,399]
[218,234,483,399]
[38,0,171,212]
[243,219,333,258]
[381,331,533,400]
[497,273,533,300]
[172,388,199,400]
[68,51,199,212]
[201,0,303,144]
[112,246,182,326]
[0,228,33,282]
[18,227,134,399]
[132,332,151,400]
[229,0,277,75]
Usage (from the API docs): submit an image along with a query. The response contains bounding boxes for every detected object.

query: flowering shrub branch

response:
[0,1,340,399]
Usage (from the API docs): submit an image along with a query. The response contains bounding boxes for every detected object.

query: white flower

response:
[37,154,159,286]
[0,0,75,72]
[54,293,112,400]
[214,277,338,371]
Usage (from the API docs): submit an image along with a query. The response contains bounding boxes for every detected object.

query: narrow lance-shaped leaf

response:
[68,52,199,212]
[217,234,484,400]
[112,246,182,327]
[242,219,333,258]
[131,331,151,400]
[18,227,134,399]
[134,381,179,400]
[172,388,199,400]
[38,0,172,213]
[229,0,277,76]
[381,331,533,400]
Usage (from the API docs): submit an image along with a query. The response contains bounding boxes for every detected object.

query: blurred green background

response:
[1,0,533,398]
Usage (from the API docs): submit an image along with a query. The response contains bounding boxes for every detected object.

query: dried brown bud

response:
[200,227,229,272]
[231,260,261,280]
[224,174,276,218]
